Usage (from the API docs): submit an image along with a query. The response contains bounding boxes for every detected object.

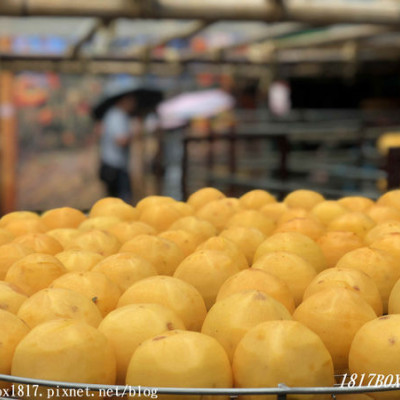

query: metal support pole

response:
[387,147,400,190]
[206,124,216,187]
[277,135,289,199]
[181,137,189,200]
[228,126,237,197]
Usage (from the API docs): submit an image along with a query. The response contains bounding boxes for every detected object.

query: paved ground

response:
[17,147,105,212]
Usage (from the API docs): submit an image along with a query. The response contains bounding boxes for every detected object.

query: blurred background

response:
[2,0,400,213]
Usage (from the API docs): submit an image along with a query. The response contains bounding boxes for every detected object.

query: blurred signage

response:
[9,35,68,54]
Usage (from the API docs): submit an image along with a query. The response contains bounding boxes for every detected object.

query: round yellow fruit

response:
[41,207,86,229]
[283,189,325,210]
[388,278,400,314]
[0,310,29,377]
[139,203,187,232]
[159,229,201,257]
[0,211,39,227]
[46,228,80,248]
[11,319,116,385]
[120,234,184,276]
[196,236,248,270]
[0,281,28,314]
[92,252,157,292]
[337,196,374,212]
[107,221,156,243]
[367,205,400,224]
[226,210,275,236]
[13,233,63,255]
[275,217,325,241]
[277,208,310,225]
[216,268,295,313]
[293,287,377,372]
[327,212,375,239]
[349,315,400,400]
[252,251,317,306]
[317,231,364,268]
[51,271,121,317]
[171,201,194,217]
[187,187,226,211]
[310,200,348,226]
[55,249,104,273]
[371,232,400,262]
[6,253,66,296]
[136,195,175,213]
[219,227,265,264]
[118,275,207,331]
[202,290,292,361]
[0,228,14,246]
[303,267,383,316]
[377,190,400,212]
[254,232,326,273]
[17,287,102,328]
[174,249,240,310]
[90,197,138,221]
[0,243,33,280]
[67,229,120,256]
[365,221,400,245]
[4,218,48,236]
[232,320,334,400]
[259,202,288,222]
[336,247,400,313]
[169,216,217,243]
[78,216,121,232]
[98,303,185,384]
[126,330,232,400]
[196,197,241,232]
[239,189,276,210]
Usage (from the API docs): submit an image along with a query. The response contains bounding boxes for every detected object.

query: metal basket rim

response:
[2,374,400,395]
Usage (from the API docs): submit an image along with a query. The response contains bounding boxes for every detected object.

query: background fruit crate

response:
[1,374,400,400]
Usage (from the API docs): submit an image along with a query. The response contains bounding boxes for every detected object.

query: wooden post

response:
[0,70,17,215]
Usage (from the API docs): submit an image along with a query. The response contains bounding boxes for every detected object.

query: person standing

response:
[99,94,136,203]
[92,76,163,203]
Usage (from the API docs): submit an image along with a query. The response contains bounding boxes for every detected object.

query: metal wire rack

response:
[1,374,400,400]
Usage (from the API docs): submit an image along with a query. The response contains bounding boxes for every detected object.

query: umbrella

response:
[157,89,235,130]
[92,76,163,121]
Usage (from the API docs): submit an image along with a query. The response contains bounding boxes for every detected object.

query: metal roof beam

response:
[2,0,400,24]
[133,20,211,62]
[270,24,395,50]
[0,0,282,21]
[66,18,103,59]
[2,46,400,66]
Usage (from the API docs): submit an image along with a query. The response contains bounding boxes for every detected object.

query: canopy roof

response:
[1,0,400,77]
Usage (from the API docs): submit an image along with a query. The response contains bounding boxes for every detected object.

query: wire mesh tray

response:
[2,374,400,400]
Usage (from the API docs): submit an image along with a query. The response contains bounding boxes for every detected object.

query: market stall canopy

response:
[1,1,400,77]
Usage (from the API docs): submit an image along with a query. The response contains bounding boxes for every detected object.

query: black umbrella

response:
[92,79,163,121]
